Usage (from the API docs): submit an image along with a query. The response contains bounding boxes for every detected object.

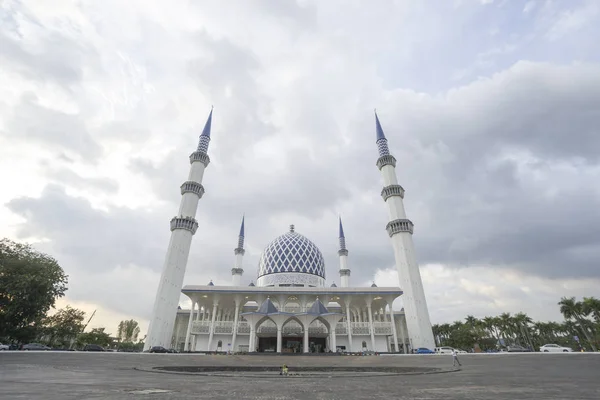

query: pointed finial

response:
[375,110,386,142]
[338,216,345,239]
[290,224,295,233]
[239,215,245,237]
[201,107,213,137]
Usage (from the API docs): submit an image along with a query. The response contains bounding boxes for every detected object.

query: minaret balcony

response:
[234,247,246,256]
[376,154,397,170]
[170,216,199,234]
[189,151,211,167]
[231,267,244,275]
[180,181,205,198]
[338,249,349,257]
[339,269,351,276]
[381,184,405,201]
[386,218,414,236]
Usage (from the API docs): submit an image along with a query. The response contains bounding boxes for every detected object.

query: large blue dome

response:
[256,225,326,287]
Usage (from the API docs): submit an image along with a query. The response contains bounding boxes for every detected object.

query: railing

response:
[214,321,233,334]
[335,323,347,334]
[351,322,370,335]
[190,321,392,336]
[191,321,210,334]
[373,322,392,335]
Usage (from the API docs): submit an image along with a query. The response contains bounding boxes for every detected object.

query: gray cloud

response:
[2,0,600,326]
[5,93,103,161]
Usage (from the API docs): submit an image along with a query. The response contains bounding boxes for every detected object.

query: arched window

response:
[362,341,367,348]
[217,340,222,348]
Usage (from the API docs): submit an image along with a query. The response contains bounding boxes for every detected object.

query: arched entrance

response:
[255,316,277,352]
[307,317,329,353]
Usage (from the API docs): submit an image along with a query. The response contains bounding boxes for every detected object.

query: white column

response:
[207,302,218,351]
[249,327,256,353]
[303,326,309,353]
[276,326,283,353]
[398,314,408,353]
[367,304,376,350]
[183,301,195,351]
[231,302,240,352]
[388,306,399,353]
[345,304,353,352]
[330,329,337,352]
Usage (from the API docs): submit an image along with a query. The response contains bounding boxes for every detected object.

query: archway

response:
[280,317,304,353]
[255,316,277,352]
[307,316,330,353]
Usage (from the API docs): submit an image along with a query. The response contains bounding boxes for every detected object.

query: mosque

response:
[143,109,435,353]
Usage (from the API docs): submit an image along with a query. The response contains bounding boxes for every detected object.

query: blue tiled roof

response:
[257,228,326,279]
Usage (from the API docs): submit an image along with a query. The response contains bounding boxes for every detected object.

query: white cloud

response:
[1,0,599,331]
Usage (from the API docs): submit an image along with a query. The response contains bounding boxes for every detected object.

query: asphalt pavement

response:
[0,352,598,399]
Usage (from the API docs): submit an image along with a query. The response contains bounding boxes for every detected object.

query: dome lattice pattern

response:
[257,227,326,280]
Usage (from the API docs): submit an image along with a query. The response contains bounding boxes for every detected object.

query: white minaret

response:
[144,108,214,351]
[338,217,350,287]
[374,111,435,350]
[231,216,245,286]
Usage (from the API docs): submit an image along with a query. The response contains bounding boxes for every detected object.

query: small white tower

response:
[231,216,245,286]
[374,111,435,350]
[144,108,214,351]
[338,217,351,287]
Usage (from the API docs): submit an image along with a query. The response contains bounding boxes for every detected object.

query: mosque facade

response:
[144,109,435,353]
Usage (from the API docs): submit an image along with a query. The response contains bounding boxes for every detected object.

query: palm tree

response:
[558,297,597,351]
[582,297,600,324]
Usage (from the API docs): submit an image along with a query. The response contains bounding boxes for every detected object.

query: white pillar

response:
[231,302,240,352]
[388,306,399,353]
[183,302,195,351]
[207,302,218,351]
[330,329,337,352]
[276,326,283,353]
[249,327,256,353]
[398,314,408,353]
[303,323,310,353]
[345,304,353,352]
[367,304,376,350]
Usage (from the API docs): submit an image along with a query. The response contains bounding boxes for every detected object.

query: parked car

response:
[434,346,454,354]
[22,343,51,351]
[83,344,106,352]
[540,344,573,353]
[0,343,9,351]
[416,347,435,354]
[507,345,531,352]
[149,346,169,353]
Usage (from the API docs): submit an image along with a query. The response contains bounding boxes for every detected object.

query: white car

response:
[540,344,573,353]
[0,343,9,351]
[434,346,454,354]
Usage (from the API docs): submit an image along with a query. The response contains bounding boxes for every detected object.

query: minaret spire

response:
[375,110,391,157]
[197,106,213,153]
[374,111,435,351]
[144,107,214,351]
[232,215,245,286]
[338,216,350,287]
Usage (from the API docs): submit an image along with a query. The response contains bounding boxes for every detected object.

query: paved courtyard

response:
[0,352,598,399]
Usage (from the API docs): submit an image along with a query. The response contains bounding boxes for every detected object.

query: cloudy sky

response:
[2,0,600,335]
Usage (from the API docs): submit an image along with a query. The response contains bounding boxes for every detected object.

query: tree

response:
[558,297,597,351]
[40,306,85,348]
[0,239,69,343]
[117,319,140,343]
[77,328,113,348]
